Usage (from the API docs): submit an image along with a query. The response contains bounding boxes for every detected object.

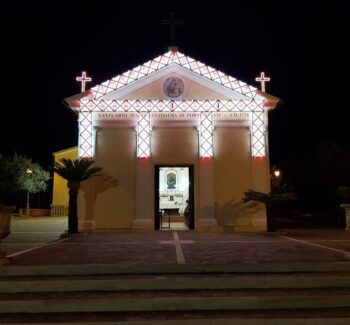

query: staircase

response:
[0,263,350,323]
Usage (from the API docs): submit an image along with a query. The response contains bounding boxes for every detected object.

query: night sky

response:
[1,1,349,169]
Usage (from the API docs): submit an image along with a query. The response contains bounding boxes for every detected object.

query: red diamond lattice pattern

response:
[200,113,213,157]
[91,51,258,100]
[78,111,93,158]
[137,113,150,158]
[78,99,265,158]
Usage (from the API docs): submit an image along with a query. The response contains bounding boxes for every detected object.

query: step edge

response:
[0,296,350,313]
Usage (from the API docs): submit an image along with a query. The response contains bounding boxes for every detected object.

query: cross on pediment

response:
[255,72,270,93]
[76,71,92,92]
[162,12,184,48]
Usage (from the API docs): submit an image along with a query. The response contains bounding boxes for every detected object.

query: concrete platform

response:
[1,229,349,266]
[1,229,350,325]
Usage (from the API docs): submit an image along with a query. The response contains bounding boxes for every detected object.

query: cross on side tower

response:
[76,71,92,92]
[161,12,184,50]
[255,72,270,93]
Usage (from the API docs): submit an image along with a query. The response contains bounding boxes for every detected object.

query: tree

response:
[17,162,50,194]
[243,190,297,232]
[0,154,19,206]
[300,144,350,205]
[16,157,50,214]
[0,154,50,208]
[54,158,102,234]
[336,186,350,204]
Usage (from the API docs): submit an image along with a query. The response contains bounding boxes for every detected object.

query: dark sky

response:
[1,1,349,168]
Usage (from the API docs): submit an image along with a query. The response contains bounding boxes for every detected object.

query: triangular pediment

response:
[64,51,283,109]
[100,64,248,101]
[91,51,260,101]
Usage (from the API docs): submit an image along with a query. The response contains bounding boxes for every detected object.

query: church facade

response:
[63,50,279,232]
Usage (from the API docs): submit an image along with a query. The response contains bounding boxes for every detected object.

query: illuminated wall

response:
[52,147,78,206]
[93,128,136,229]
[65,50,278,232]
[214,127,252,203]
[78,99,266,159]
[76,50,268,160]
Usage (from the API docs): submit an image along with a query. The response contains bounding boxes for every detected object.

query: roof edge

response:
[257,91,281,110]
[52,146,78,155]
[63,90,93,109]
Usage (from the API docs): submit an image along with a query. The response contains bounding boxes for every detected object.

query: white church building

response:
[63,49,279,232]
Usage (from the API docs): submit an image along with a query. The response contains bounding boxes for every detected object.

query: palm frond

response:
[54,158,102,183]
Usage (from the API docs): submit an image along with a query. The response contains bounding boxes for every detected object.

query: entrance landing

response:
[2,229,350,266]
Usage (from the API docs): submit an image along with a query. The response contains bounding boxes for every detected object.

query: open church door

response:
[155,165,194,230]
[187,165,195,230]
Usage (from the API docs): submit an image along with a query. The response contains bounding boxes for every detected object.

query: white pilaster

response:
[251,109,265,158]
[197,157,218,227]
[136,113,151,158]
[78,112,93,158]
[133,157,153,229]
[199,112,213,157]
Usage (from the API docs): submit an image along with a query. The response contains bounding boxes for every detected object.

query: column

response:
[78,112,93,158]
[133,113,153,229]
[199,112,213,158]
[251,157,270,193]
[250,110,270,193]
[136,113,151,158]
[197,157,218,227]
[197,113,218,228]
[133,157,154,229]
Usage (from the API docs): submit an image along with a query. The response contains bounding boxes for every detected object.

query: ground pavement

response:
[1,215,67,258]
[1,216,350,265]
[1,217,350,323]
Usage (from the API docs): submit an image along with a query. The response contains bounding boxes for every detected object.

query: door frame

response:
[154,164,195,230]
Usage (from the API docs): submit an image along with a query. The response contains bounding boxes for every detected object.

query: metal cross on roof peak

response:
[161,12,184,49]
[76,71,92,92]
[255,72,270,93]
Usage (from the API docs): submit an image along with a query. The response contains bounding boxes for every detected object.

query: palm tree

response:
[54,158,102,234]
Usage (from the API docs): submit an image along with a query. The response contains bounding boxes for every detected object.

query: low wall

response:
[18,209,51,217]
[50,205,68,216]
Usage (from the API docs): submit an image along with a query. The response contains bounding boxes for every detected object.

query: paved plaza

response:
[1,217,350,323]
[1,216,350,266]
[1,216,67,258]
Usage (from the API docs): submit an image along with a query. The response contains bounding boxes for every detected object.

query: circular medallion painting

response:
[163,77,184,98]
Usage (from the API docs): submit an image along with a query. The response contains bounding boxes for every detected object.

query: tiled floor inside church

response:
[160,210,189,230]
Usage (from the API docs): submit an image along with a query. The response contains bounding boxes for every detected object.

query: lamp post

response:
[271,169,282,193]
[26,168,32,216]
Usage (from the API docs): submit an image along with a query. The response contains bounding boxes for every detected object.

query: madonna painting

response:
[167,172,176,189]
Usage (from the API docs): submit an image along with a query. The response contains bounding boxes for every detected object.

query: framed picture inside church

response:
[167,172,176,189]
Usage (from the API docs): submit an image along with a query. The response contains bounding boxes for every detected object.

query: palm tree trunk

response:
[266,202,276,232]
[68,188,79,234]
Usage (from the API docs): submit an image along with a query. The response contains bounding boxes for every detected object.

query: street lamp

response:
[26,168,32,216]
[274,170,281,178]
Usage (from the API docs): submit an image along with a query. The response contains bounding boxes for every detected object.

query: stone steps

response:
[0,263,350,322]
[1,313,350,324]
[2,262,350,276]
[2,274,350,293]
[1,288,350,299]
[0,295,350,313]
